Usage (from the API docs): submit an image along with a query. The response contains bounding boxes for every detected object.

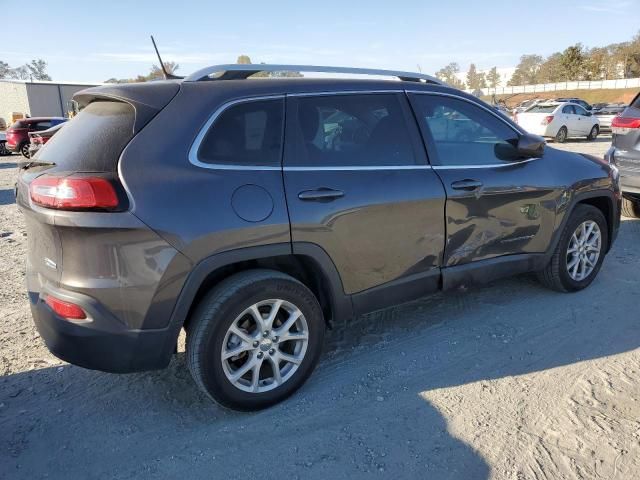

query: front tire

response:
[537,204,608,292]
[622,196,640,218]
[555,126,568,143]
[587,125,599,140]
[186,269,325,411]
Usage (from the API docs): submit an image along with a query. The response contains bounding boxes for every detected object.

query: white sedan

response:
[515,102,600,143]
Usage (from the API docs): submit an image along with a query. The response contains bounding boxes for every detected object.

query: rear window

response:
[37,101,135,171]
[528,105,557,113]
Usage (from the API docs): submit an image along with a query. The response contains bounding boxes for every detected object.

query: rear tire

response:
[555,126,568,143]
[622,196,640,218]
[186,269,325,411]
[537,204,608,292]
[20,143,30,158]
[587,125,599,140]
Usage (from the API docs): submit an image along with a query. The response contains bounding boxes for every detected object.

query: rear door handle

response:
[451,179,483,191]
[298,188,345,201]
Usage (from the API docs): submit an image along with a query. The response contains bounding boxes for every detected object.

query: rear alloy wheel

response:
[20,143,30,158]
[537,204,608,292]
[186,269,324,411]
[555,126,568,143]
[587,125,599,141]
[622,196,640,218]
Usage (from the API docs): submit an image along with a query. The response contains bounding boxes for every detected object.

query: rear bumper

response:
[29,286,173,373]
[607,147,640,195]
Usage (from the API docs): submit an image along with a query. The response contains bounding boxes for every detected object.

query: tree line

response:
[0,59,51,81]
[435,30,640,89]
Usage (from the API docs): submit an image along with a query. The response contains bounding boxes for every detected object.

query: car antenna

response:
[150,35,184,80]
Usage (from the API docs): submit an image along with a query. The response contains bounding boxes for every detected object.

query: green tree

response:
[148,61,179,80]
[435,62,465,89]
[536,53,564,83]
[486,66,500,88]
[26,59,51,81]
[559,44,586,80]
[465,63,486,90]
[508,54,543,85]
[236,55,252,65]
[9,65,29,80]
[0,61,11,79]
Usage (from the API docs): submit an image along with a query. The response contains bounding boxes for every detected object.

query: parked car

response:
[555,97,592,111]
[515,102,600,142]
[512,98,544,115]
[593,104,626,131]
[605,92,640,218]
[6,117,67,158]
[27,122,66,158]
[0,131,10,156]
[16,65,621,411]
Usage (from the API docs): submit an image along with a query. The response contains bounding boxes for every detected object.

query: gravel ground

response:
[2,135,640,479]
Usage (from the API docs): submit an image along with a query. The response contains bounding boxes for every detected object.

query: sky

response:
[1,0,639,83]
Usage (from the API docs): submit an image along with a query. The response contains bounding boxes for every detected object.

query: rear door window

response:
[37,101,135,172]
[287,93,418,167]
[34,121,52,131]
[562,105,576,114]
[197,99,284,167]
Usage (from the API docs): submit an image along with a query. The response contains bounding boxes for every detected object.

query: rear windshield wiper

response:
[18,159,56,170]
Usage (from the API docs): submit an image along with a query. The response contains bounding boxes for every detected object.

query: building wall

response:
[26,84,92,117]
[0,82,29,124]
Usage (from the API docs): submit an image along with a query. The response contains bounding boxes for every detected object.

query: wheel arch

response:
[159,242,352,364]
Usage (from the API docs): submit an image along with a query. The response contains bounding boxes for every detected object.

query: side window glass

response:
[574,105,587,116]
[197,99,284,166]
[562,106,573,114]
[290,94,416,166]
[410,94,521,166]
[34,121,52,131]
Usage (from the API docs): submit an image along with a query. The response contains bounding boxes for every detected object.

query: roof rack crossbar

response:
[184,64,444,85]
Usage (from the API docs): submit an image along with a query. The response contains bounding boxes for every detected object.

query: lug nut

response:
[263,331,269,337]
[253,341,259,348]
[272,336,279,343]
[269,348,275,355]
[257,352,264,359]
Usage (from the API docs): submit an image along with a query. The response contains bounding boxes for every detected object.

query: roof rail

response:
[183,64,444,85]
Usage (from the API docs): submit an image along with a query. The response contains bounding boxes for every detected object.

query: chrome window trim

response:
[431,158,539,170]
[284,165,432,171]
[288,89,404,97]
[188,95,285,170]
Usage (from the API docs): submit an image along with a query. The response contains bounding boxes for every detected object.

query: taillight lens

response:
[611,115,640,133]
[30,175,119,210]
[541,115,554,125]
[45,295,87,320]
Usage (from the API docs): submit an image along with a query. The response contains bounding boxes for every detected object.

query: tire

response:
[587,125,599,140]
[186,269,325,411]
[622,196,640,218]
[20,143,30,158]
[555,126,568,143]
[537,204,608,292]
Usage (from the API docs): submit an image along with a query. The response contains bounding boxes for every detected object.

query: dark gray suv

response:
[17,65,621,410]
[606,92,640,218]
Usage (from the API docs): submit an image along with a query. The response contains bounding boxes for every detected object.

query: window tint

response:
[562,105,575,114]
[529,105,557,113]
[34,121,52,131]
[290,94,416,166]
[411,94,521,166]
[198,99,284,166]
[574,105,587,116]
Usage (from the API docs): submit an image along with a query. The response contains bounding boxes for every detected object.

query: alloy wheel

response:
[566,220,601,281]
[221,299,309,393]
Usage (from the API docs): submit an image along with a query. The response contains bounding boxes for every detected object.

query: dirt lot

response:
[2,136,640,479]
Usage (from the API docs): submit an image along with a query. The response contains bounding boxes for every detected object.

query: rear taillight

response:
[611,115,640,134]
[541,115,554,125]
[30,175,119,210]
[45,295,87,320]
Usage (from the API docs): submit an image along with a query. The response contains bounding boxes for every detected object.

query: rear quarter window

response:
[37,101,135,172]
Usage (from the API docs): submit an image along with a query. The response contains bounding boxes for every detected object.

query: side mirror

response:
[516,132,545,158]
[585,111,592,117]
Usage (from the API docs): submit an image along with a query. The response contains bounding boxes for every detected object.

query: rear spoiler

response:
[73,81,180,133]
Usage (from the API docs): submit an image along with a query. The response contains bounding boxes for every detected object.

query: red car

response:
[6,117,67,158]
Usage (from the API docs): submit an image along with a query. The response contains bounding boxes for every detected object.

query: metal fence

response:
[472,77,640,96]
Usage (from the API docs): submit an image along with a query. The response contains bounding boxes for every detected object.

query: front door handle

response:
[298,188,345,201]
[451,179,483,191]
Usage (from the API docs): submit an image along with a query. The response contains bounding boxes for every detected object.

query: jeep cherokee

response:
[17,64,621,410]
